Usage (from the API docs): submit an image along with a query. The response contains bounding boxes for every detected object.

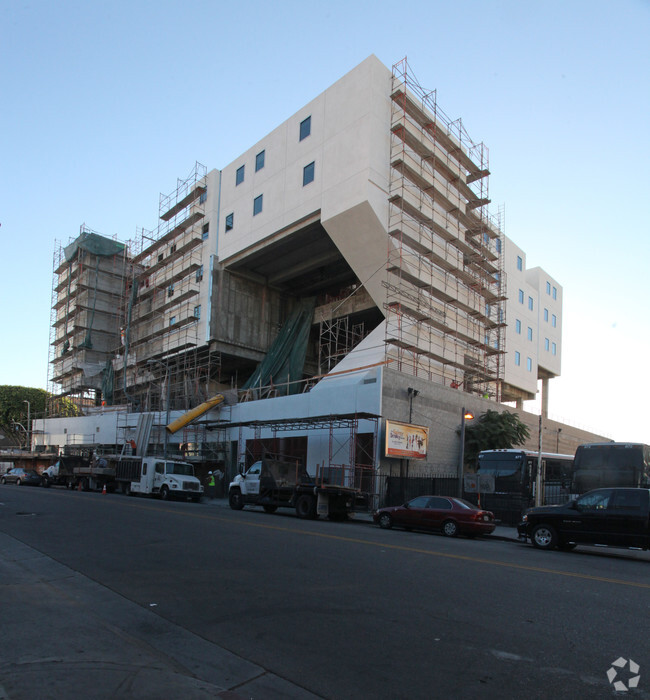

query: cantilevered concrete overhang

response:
[221,216,360,298]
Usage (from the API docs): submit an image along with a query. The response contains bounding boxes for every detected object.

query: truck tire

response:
[42,475,51,488]
[229,489,244,510]
[531,524,558,550]
[160,485,170,500]
[296,494,317,519]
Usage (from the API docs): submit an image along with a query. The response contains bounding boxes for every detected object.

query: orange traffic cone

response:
[102,484,107,495]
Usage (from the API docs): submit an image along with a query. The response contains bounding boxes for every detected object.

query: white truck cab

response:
[129,458,203,501]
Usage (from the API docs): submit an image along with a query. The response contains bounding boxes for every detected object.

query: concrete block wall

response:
[379,368,609,477]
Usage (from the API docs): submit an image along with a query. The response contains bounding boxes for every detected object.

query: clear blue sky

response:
[1,0,649,443]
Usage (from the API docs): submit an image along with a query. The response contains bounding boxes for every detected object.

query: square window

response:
[202,223,209,240]
[515,319,521,334]
[527,357,532,372]
[544,308,549,322]
[236,165,245,186]
[495,238,502,254]
[527,327,533,341]
[167,284,174,298]
[552,342,557,355]
[552,314,557,328]
[545,337,550,351]
[517,255,523,271]
[553,286,557,300]
[299,116,311,141]
[199,190,207,204]
[518,289,524,304]
[170,316,176,326]
[303,161,315,186]
[528,296,534,311]
[546,281,551,294]
[255,150,265,172]
[225,213,234,232]
[193,304,201,319]
[196,265,203,282]
[253,194,263,216]
[515,351,521,366]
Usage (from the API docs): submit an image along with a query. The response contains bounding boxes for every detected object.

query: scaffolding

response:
[47,225,133,415]
[385,59,505,399]
[112,162,220,413]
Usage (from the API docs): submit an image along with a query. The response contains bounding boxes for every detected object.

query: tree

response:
[463,409,530,468]
[0,386,48,447]
[0,385,80,448]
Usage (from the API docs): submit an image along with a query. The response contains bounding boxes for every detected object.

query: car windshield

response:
[165,462,194,476]
[452,498,477,510]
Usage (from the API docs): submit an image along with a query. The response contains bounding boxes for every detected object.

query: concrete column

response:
[541,377,549,418]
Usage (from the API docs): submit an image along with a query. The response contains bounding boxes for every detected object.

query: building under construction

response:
[43,55,572,480]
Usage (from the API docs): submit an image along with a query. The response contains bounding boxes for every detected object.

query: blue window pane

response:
[236,165,245,186]
[518,289,524,304]
[256,150,265,171]
[225,213,234,232]
[303,161,315,186]
[300,116,311,141]
[253,194,263,216]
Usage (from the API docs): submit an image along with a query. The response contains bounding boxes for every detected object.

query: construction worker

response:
[207,471,216,499]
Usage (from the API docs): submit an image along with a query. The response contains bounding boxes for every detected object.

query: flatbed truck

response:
[228,458,367,520]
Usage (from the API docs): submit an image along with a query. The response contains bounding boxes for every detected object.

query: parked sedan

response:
[1,468,42,486]
[374,495,495,537]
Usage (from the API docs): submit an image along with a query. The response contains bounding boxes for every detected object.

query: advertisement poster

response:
[385,420,429,459]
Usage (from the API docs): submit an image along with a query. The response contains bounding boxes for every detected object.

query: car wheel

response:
[1,477,5,485]
[531,524,558,550]
[442,520,459,537]
[263,505,278,513]
[229,489,244,510]
[160,485,170,500]
[378,513,393,529]
[295,494,317,519]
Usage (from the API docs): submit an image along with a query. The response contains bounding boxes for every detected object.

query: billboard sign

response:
[385,420,428,459]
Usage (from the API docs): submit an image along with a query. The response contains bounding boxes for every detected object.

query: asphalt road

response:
[1,486,649,699]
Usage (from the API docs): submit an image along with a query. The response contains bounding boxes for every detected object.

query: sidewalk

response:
[0,532,321,700]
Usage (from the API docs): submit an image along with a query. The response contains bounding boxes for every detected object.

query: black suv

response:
[518,488,650,551]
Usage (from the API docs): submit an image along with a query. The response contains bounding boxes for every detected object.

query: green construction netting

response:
[243,298,315,396]
[101,358,114,405]
[64,232,125,261]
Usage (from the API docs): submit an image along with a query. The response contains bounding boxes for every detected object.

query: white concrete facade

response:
[502,236,562,401]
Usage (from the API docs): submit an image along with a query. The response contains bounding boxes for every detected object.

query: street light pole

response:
[457,407,474,497]
[23,400,30,451]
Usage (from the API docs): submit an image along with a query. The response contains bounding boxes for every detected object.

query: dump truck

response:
[228,458,367,520]
[42,454,203,501]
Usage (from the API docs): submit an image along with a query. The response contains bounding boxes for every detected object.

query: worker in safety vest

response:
[207,471,216,499]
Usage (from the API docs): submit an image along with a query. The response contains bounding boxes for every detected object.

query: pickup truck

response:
[518,487,650,551]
